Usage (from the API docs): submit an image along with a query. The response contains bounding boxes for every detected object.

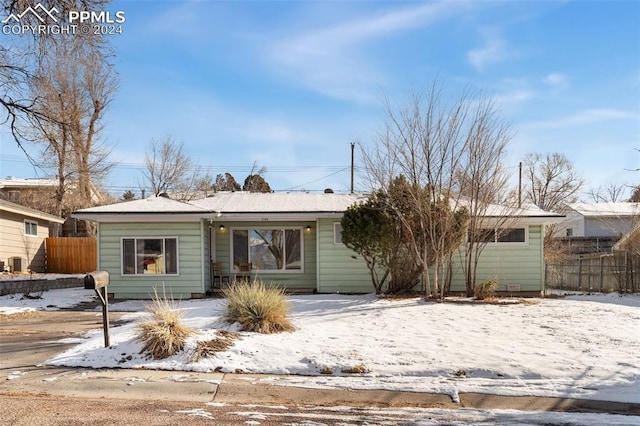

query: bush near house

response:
[223,280,295,334]
[474,279,498,300]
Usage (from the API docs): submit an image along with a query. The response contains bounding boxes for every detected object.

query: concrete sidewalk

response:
[2,364,639,416]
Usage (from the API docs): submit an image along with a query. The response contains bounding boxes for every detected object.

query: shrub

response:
[223,279,295,334]
[341,364,370,374]
[474,279,498,300]
[319,366,334,375]
[138,287,194,359]
[192,330,240,362]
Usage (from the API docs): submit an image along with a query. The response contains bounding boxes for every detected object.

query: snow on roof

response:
[0,199,64,223]
[75,195,209,214]
[483,202,563,218]
[0,177,58,188]
[190,191,367,213]
[74,192,562,223]
[567,202,640,217]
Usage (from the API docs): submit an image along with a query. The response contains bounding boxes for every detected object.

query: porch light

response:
[305,225,312,233]
[219,224,225,232]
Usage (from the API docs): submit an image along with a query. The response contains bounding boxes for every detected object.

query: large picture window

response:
[232,228,302,272]
[122,237,178,275]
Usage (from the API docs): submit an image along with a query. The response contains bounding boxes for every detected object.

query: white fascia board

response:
[214,213,344,221]
[72,213,205,222]
[479,215,565,227]
[1,205,65,223]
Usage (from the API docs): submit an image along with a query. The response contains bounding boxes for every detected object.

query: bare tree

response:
[25,36,116,216]
[361,82,512,298]
[454,100,514,297]
[522,152,584,249]
[523,152,583,212]
[143,136,199,200]
[1,0,110,154]
[588,183,629,203]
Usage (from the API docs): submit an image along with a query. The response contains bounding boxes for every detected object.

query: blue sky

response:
[1,0,639,198]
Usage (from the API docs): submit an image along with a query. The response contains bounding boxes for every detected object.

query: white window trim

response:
[120,236,179,276]
[333,222,343,245]
[230,226,304,274]
[488,227,529,246]
[24,220,38,237]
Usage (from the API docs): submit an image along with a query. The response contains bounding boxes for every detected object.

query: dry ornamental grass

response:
[192,330,240,362]
[223,280,295,334]
[137,287,194,359]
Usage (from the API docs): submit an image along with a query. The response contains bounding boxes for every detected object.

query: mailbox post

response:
[84,271,110,347]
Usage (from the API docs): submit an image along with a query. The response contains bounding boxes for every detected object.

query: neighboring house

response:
[0,199,65,273]
[556,203,640,238]
[613,223,640,255]
[0,176,58,205]
[0,176,106,205]
[73,192,562,299]
[0,176,106,237]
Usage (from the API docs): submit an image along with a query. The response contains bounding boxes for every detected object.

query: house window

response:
[232,228,302,272]
[334,222,343,244]
[497,228,526,243]
[122,237,178,275]
[24,220,38,237]
[566,228,573,237]
[470,228,527,244]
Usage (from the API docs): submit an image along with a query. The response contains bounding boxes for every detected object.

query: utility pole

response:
[350,142,355,194]
[518,162,522,208]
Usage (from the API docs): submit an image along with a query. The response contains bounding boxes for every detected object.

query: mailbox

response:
[84,270,111,347]
[84,271,109,290]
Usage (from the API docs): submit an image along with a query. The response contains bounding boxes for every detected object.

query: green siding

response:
[448,224,544,292]
[97,218,545,299]
[211,221,317,290]
[317,221,544,294]
[98,221,204,299]
[317,219,372,293]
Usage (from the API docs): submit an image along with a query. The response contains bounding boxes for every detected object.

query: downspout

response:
[316,218,320,292]
[200,219,206,295]
[541,223,546,296]
[96,222,101,271]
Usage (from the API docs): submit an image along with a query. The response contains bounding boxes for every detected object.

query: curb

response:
[2,366,638,416]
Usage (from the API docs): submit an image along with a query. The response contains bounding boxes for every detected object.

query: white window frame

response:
[472,227,529,246]
[120,236,179,276]
[333,222,344,245]
[24,220,38,237]
[230,227,304,274]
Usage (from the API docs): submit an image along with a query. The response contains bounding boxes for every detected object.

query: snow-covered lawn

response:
[1,288,639,405]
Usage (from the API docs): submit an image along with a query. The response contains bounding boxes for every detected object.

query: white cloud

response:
[266,2,473,103]
[524,108,638,129]
[543,73,570,89]
[467,29,511,71]
[495,89,535,106]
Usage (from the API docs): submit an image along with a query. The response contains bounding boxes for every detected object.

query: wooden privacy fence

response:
[546,253,640,293]
[46,237,97,273]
